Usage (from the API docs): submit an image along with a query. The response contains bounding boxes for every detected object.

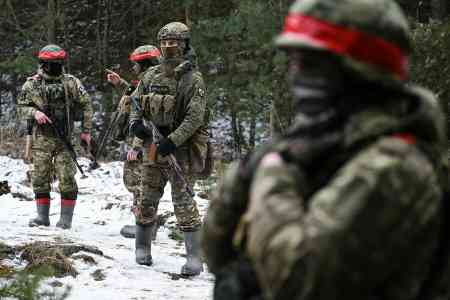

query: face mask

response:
[161,46,183,59]
[288,50,344,116]
[41,62,64,77]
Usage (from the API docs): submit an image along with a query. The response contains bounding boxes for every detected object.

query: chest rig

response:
[35,76,73,137]
[142,70,178,133]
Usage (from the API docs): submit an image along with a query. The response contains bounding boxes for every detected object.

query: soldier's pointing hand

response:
[34,110,52,125]
[80,132,91,146]
[106,70,121,87]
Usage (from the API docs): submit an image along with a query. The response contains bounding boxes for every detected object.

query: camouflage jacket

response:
[130,60,209,173]
[111,71,148,146]
[203,85,448,300]
[17,72,93,137]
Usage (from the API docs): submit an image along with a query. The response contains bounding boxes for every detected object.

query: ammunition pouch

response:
[142,93,176,128]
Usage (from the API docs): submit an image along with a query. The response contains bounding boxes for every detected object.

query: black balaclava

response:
[40,61,64,77]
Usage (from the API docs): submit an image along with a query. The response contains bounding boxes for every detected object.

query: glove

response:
[129,120,149,140]
[157,138,176,157]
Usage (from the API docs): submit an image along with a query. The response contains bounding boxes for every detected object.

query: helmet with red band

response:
[38,44,67,63]
[129,45,161,63]
[276,0,411,83]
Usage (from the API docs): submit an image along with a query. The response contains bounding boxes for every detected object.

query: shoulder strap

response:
[62,76,72,135]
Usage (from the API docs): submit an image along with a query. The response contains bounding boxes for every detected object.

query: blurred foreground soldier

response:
[203,0,449,299]
[17,45,93,229]
[106,45,161,239]
[129,22,211,275]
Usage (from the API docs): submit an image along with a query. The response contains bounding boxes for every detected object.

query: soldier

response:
[106,45,161,239]
[17,44,93,230]
[202,0,448,299]
[129,22,209,276]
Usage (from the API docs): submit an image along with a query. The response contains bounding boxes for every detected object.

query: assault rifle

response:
[92,68,136,167]
[130,95,195,197]
[38,106,86,177]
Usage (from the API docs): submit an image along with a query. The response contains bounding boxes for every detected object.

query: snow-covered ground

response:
[0,156,214,300]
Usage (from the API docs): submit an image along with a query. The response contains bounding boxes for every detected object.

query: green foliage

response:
[410,20,450,115]
[0,56,35,74]
[0,267,71,300]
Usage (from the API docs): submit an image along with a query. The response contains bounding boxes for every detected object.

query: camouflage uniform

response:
[130,22,208,274]
[130,51,207,231]
[112,45,160,208]
[17,45,93,229]
[203,1,449,300]
[130,60,207,230]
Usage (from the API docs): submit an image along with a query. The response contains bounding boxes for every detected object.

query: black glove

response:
[157,138,176,157]
[129,120,149,140]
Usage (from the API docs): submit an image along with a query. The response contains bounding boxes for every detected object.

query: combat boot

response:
[56,198,76,229]
[135,223,154,266]
[181,231,204,276]
[29,195,50,227]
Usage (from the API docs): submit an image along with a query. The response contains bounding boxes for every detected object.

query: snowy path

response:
[0,156,213,300]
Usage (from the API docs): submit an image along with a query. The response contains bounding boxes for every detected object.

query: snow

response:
[0,156,214,300]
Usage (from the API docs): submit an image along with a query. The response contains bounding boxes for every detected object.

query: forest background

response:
[0,0,448,160]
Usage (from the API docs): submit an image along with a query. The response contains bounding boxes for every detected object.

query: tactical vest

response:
[142,68,178,132]
[141,63,213,178]
[30,75,79,137]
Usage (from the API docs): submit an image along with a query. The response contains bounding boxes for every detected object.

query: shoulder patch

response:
[78,84,87,95]
[198,88,205,97]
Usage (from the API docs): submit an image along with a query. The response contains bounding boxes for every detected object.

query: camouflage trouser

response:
[31,135,77,196]
[123,159,141,205]
[135,160,201,232]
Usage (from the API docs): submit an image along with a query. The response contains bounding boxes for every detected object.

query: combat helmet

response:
[129,45,161,63]
[276,0,411,83]
[38,44,67,63]
[157,22,190,41]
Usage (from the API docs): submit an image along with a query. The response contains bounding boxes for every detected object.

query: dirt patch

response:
[18,241,110,278]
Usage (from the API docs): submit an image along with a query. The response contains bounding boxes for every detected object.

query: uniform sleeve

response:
[73,77,93,133]
[246,138,442,300]
[202,162,248,274]
[17,81,38,120]
[129,80,145,123]
[114,78,130,96]
[168,75,206,146]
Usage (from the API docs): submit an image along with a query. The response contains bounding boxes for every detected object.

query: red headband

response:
[129,49,161,62]
[38,50,67,60]
[281,13,409,79]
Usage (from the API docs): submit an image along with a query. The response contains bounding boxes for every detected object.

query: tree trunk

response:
[249,113,256,151]
[47,0,57,43]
